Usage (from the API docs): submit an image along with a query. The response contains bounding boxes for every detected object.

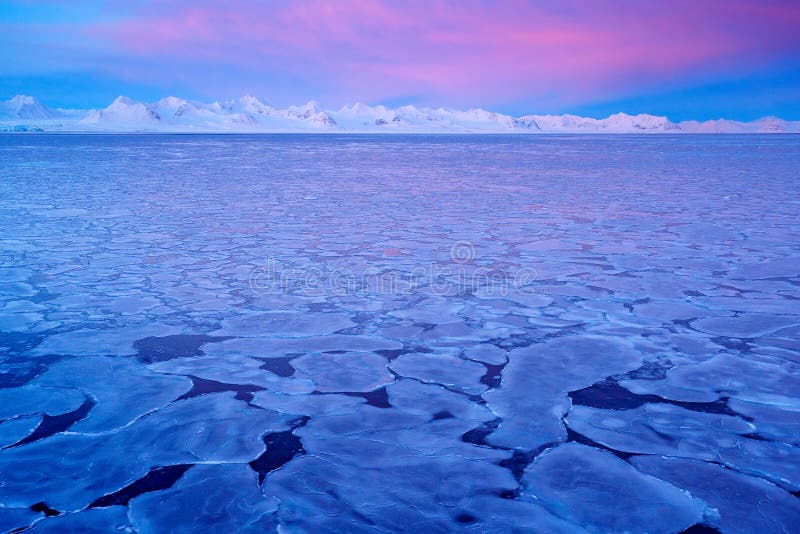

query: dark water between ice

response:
[1,134,799,532]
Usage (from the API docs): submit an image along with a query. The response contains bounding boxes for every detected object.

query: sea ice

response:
[389,352,487,395]
[292,351,392,392]
[31,356,191,432]
[27,507,132,533]
[483,337,642,449]
[1,134,798,531]
[690,314,800,338]
[128,464,279,533]
[620,353,800,408]
[216,311,357,337]
[463,343,507,365]
[567,403,800,491]
[0,394,291,511]
[520,443,707,533]
[633,456,800,534]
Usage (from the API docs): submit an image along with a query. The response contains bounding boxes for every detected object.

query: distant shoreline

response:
[3,95,798,134]
[2,130,799,136]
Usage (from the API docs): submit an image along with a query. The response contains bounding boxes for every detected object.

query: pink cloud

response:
[84,0,800,106]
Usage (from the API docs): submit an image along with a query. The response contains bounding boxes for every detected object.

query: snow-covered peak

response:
[756,117,788,133]
[441,107,520,129]
[334,103,407,128]
[8,95,37,107]
[110,96,138,107]
[513,116,541,131]
[526,112,679,133]
[238,95,273,115]
[209,100,231,113]
[338,102,392,116]
[152,97,202,119]
[396,105,421,114]
[603,112,679,132]
[287,100,322,118]
[80,96,160,129]
[285,101,336,127]
[3,94,797,133]
[311,111,337,128]
[377,106,538,131]
[1,94,56,119]
[157,96,189,109]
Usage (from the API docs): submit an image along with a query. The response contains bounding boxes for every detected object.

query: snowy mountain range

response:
[1,95,798,134]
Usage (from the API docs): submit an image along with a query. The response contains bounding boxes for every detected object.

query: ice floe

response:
[1,134,798,532]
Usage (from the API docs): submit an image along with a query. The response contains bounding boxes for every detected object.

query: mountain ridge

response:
[2,95,798,133]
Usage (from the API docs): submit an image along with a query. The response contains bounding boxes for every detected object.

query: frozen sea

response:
[0,134,799,533]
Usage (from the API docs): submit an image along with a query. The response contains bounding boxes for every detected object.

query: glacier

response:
[1,94,799,133]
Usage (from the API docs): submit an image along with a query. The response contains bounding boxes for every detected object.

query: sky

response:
[1,0,799,120]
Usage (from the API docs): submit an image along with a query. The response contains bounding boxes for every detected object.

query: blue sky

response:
[1,0,799,120]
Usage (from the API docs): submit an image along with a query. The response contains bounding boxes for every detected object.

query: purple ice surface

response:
[0,134,798,533]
